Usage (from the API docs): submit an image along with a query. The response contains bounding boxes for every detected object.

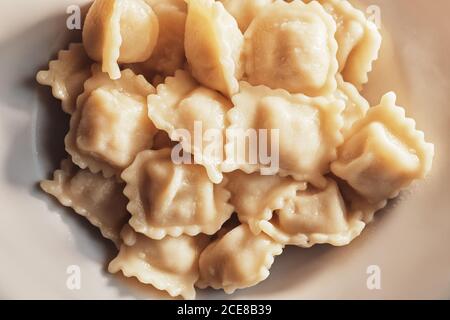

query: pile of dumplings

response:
[37,0,435,299]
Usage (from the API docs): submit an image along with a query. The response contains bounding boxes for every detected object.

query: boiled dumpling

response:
[335,74,370,134]
[129,0,187,77]
[317,0,382,88]
[41,159,130,246]
[331,92,434,204]
[224,82,344,188]
[109,224,209,299]
[184,0,244,97]
[65,65,158,178]
[121,149,234,239]
[83,0,159,79]
[148,70,232,184]
[259,178,365,247]
[225,170,306,234]
[219,0,273,32]
[197,224,283,294]
[243,0,338,96]
[36,43,92,114]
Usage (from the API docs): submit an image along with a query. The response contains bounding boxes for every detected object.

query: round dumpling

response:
[244,0,338,96]
[184,0,244,97]
[83,0,159,79]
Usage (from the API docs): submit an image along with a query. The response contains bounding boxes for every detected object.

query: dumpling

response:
[184,0,244,97]
[223,82,344,188]
[109,224,209,299]
[335,74,370,134]
[129,0,187,77]
[121,149,234,239]
[65,65,158,178]
[317,0,382,88]
[225,170,306,234]
[83,0,159,79]
[41,159,130,246]
[243,0,338,96]
[259,178,365,247]
[335,176,387,223]
[197,224,283,294]
[219,0,273,32]
[331,92,435,204]
[36,43,92,114]
[148,70,232,184]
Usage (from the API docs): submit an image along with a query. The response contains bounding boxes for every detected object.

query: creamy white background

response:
[0,0,448,299]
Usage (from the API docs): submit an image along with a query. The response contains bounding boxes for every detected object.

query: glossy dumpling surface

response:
[225,170,306,234]
[109,225,209,299]
[65,65,157,178]
[219,0,273,32]
[121,149,234,239]
[185,0,244,97]
[244,0,338,96]
[197,224,283,294]
[83,0,159,79]
[224,82,344,187]
[148,70,232,184]
[331,92,435,204]
[259,178,365,247]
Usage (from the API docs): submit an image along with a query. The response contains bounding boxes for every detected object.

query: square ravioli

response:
[331,93,434,204]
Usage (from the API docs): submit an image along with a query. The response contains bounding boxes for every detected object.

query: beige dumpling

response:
[335,74,370,134]
[197,224,283,294]
[336,177,387,223]
[36,43,92,114]
[331,92,435,204]
[318,0,382,89]
[41,159,130,246]
[148,70,232,184]
[121,149,234,239]
[244,0,338,96]
[184,0,244,97]
[130,0,187,77]
[219,0,273,32]
[65,65,158,178]
[83,0,159,79]
[225,170,306,234]
[259,178,365,247]
[109,225,209,299]
[224,82,344,188]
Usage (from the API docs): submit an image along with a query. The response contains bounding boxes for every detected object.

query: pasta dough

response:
[224,82,344,187]
[36,43,92,114]
[41,159,130,246]
[148,70,232,184]
[130,0,187,76]
[244,0,338,96]
[335,74,370,134]
[65,65,158,178]
[331,92,435,204]
[259,178,366,247]
[109,224,209,299]
[219,0,273,32]
[185,0,244,97]
[121,149,234,239]
[83,0,159,79]
[225,170,306,234]
[315,0,382,88]
[197,224,283,294]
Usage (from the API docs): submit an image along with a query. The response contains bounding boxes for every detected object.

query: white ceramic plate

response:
[0,0,449,299]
